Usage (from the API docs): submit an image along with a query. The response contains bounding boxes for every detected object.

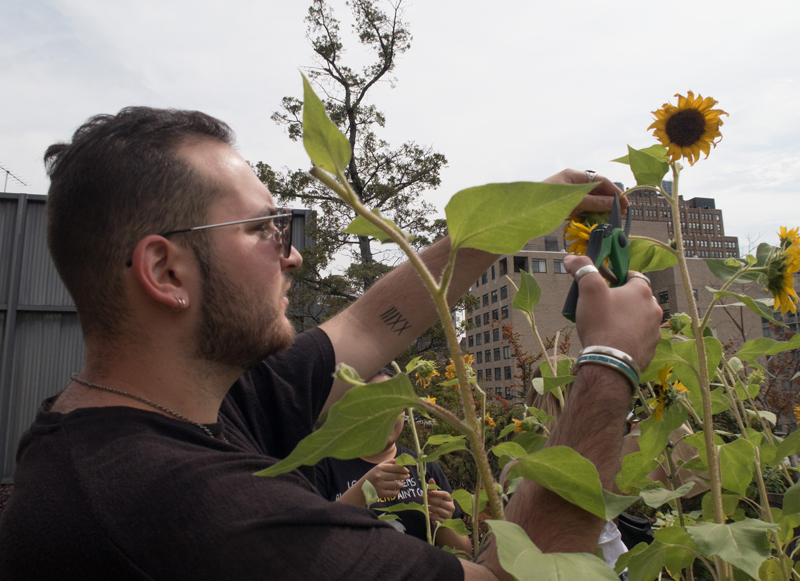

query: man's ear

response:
[129,235,194,312]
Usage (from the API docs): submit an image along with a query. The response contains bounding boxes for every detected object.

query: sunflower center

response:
[665,109,706,147]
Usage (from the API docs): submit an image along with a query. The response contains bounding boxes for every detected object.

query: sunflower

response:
[512,418,524,434]
[651,365,689,422]
[762,230,800,315]
[422,396,436,405]
[648,92,728,165]
[795,405,800,425]
[484,414,496,428]
[415,362,440,390]
[444,353,475,381]
[564,219,598,256]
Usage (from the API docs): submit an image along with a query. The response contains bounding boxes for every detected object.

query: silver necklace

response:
[71,373,228,443]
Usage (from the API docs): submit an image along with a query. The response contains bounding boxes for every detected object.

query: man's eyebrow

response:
[250,206,281,219]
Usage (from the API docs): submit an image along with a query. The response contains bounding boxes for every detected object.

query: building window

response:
[491,290,498,303]
[494,348,501,361]
[468,335,474,348]
[495,368,502,381]
[658,291,669,304]
[693,289,699,300]
[501,306,509,319]
[491,265,495,280]
[495,388,502,396]
[513,256,527,273]
[499,258,508,276]
[483,294,489,307]
[545,237,559,251]
[763,327,771,337]
[477,369,484,379]
[481,272,488,284]
[484,331,490,343]
[476,334,482,346]
[503,346,511,359]
[475,316,481,328]
[504,366,512,380]
[661,309,671,324]
[530,258,546,273]
[553,259,567,274]
[485,349,491,362]
[493,328,500,342]
[476,352,483,364]
[504,387,511,398]
[500,285,508,300]
[483,312,490,325]
[476,278,480,287]
[492,309,499,321]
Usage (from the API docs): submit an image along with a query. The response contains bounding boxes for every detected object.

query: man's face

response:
[179,140,302,369]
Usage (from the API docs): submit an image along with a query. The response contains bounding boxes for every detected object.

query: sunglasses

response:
[125,208,293,267]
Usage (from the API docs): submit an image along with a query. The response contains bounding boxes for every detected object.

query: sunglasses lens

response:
[280,209,292,258]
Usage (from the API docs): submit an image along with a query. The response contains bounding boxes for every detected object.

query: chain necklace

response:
[71,373,228,443]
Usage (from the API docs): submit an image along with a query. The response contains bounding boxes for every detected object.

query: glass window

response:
[477,369,484,379]
[491,290,498,303]
[505,387,512,398]
[503,346,511,359]
[504,366,512,380]
[483,312,490,325]
[476,352,483,364]
[494,348,501,361]
[491,265,495,280]
[530,258,546,273]
[553,259,567,274]
[500,285,508,300]
[513,256,527,273]
[495,368,502,381]
[484,331,490,343]
[481,273,488,284]
[483,294,489,307]
[658,291,669,304]
[468,335,474,347]
[476,334,482,346]
[545,237,559,251]
[485,349,491,362]
[476,278,480,287]
[492,309,499,321]
[501,306,508,319]
[492,328,500,342]
[475,316,481,328]
[495,388,502,396]
[499,258,508,276]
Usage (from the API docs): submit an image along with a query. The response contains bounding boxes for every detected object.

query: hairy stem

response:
[407,407,433,545]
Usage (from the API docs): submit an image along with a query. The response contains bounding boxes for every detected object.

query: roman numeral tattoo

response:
[379,306,412,336]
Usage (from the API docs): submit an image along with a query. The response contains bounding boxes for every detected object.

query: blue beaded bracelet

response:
[575,353,639,393]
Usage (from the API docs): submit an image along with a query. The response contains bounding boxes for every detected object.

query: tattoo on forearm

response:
[473,535,494,565]
[379,306,412,336]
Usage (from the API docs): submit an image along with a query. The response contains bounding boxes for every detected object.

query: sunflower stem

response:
[629,235,678,254]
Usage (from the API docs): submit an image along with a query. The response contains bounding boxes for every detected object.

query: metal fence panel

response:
[0,199,18,305]
[3,312,84,479]
[19,202,75,307]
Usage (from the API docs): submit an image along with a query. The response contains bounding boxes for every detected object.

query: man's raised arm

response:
[320,169,628,412]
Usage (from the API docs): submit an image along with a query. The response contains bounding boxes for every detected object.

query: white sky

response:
[3,0,799,249]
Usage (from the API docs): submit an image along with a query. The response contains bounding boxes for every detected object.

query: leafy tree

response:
[254,0,447,330]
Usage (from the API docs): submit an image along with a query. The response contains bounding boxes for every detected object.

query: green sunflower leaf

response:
[487,520,619,581]
[637,403,688,460]
[654,526,698,577]
[491,442,528,459]
[686,519,778,579]
[512,269,542,314]
[616,451,660,494]
[624,539,667,581]
[772,430,800,468]
[256,373,420,476]
[640,482,695,508]
[704,258,762,285]
[707,288,783,326]
[445,182,596,253]
[376,501,426,514]
[783,481,800,515]
[735,334,800,362]
[418,439,468,463]
[612,144,670,165]
[394,453,418,467]
[437,518,470,537]
[301,74,351,174]
[362,480,379,507]
[424,434,466,448]
[343,209,408,243]
[718,439,756,496]
[628,238,678,273]
[626,145,670,188]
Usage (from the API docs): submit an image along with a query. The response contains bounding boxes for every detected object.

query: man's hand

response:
[563,254,662,369]
[363,461,410,500]
[426,478,456,523]
[544,168,629,214]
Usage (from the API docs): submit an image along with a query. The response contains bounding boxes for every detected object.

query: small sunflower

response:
[564,219,598,256]
[795,405,800,425]
[648,91,728,165]
[651,365,689,422]
[512,418,524,434]
[415,361,440,390]
[484,414,496,428]
[762,230,800,315]
[422,396,436,405]
[445,354,475,381]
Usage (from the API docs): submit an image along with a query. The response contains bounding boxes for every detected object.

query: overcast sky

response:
[3,0,799,250]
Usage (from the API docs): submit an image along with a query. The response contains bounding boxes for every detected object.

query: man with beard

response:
[0,107,662,581]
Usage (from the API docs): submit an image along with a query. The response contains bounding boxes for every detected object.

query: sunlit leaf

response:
[362,480,378,506]
[624,539,667,581]
[425,434,466,448]
[301,74,351,174]
[616,451,659,494]
[626,145,670,187]
[640,483,695,508]
[638,403,688,461]
[394,453,417,466]
[256,374,420,476]
[438,518,470,536]
[628,238,678,274]
[513,269,542,313]
[704,258,762,285]
[654,526,698,577]
[602,489,638,521]
[487,520,619,581]
[446,182,596,253]
[708,288,783,326]
[491,442,528,459]
[376,501,426,514]
[612,144,670,165]
[513,431,546,454]
[736,334,800,362]
[419,439,468,464]
[783,481,800,515]
[344,209,408,243]
[686,519,778,579]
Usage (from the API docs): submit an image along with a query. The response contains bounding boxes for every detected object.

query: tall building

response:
[465,183,770,404]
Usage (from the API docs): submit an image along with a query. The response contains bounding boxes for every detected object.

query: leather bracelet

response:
[578,345,641,380]
[575,354,639,394]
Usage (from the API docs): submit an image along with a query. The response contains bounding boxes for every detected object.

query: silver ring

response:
[573,264,600,283]
[585,170,597,183]
[627,272,651,286]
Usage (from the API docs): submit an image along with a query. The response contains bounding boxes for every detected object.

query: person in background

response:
[316,371,473,555]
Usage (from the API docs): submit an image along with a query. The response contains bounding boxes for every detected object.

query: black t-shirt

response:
[316,446,461,542]
[0,329,463,581]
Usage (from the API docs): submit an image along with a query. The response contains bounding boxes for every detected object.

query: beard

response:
[192,248,295,370]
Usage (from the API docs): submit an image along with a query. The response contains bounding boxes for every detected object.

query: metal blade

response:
[610,192,622,229]
[624,205,631,237]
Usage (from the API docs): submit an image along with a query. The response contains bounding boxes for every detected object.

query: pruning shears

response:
[562,193,631,322]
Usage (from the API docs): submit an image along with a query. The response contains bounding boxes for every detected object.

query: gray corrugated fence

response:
[0,195,313,482]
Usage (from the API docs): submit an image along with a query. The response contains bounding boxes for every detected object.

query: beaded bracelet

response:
[575,353,639,394]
